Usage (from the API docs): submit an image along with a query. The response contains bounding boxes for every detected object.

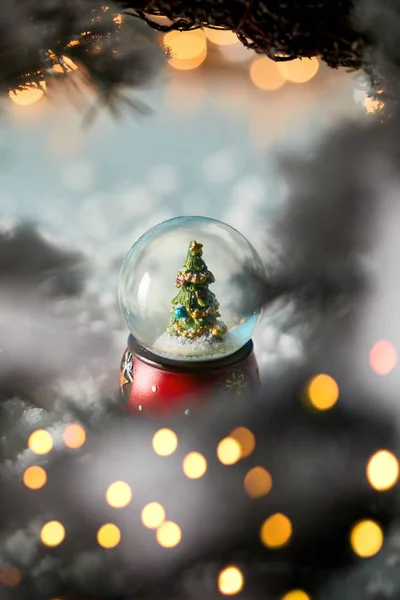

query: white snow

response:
[152,331,240,361]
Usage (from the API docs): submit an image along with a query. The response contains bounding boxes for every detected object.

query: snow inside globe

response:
[118,216,265,362]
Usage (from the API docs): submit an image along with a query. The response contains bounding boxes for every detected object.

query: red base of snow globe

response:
[120,334,260,414]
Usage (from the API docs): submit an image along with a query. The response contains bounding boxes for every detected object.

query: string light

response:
[366,450,399,491]
[205,28,238,46]
[97,523,121,549]
[350,520,384,558]
[141,502,166,529]
[164,30,207,71]
[370,340,397,375]
[28,430,53,455]
[307,374,339,410]
[9,85,46,106]
[22,465,47,490]
[63,423,86,449]
[244,467,272,499]
[152,429,178,456]
[218,566,244,595]
[230,427,256,458]
[250,56,286,91]
[277,58,319,83]
[260,513,292,548]
[281,591,311,600]
[106,481,133,509]
[217,437,241,465]
[0,567,22,587]
[182,452,207,479]
[156,521,182,548]
[40,521,65,547]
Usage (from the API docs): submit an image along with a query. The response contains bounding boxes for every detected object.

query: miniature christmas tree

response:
[167,240,227,340]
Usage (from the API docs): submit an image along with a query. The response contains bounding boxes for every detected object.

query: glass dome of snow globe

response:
[119,216,265,362]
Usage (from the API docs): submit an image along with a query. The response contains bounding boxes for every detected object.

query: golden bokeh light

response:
[164,30,207,71]
[366,450,399,491]
[364,93,384,114]
[53,56,79,73]
[205,28,238,46]
[141,502,166,529]
[97,523,121,549]
[28,430,53,455]
[350,520,383,558]
[281,590,311,600]
[0,567,22,587]
[260,513,292,548]
[307,374,339,411]
[152,428,178,456]
[370,340,397,375]
[230,427,256,458]
[9,85,46,106]
[250,56,286,91]
[182,451,207,479]
[106,481,133,509]
[23,465,47,490]
[156,521,182,548]
[217,437,241,465]
[40,521,65,547]
[218,566,244,595]
[63,423,86,449]
[277,57,319,83]
[244,466,272,499]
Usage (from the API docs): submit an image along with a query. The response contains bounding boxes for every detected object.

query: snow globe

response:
[118,216,265,413]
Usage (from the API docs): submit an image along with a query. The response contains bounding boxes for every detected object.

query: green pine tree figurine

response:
[167,240,227,340]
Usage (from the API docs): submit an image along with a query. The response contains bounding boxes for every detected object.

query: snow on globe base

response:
[118,216,265,413]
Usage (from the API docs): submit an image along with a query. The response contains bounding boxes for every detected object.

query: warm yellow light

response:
[205,28,238,46]
[40,521,65,547]
[23,465,47,490]
[63,423,86,449]
[53,56,79,73]
[113,14,123,24]
[350,520,383,558]
[281,590,311,600]
[250,57,286,91]
[218,566,244,595]
[307,374,339,410]
[366,450,399,491]
[152,429,178,456]
[141,502,166,529]
[28,430,53,455]
[0,567,22,587]
[164,30,207,71]
[156,521,182,548]
[260,513,292,548]
[97,523,121,549]
[370,340,397,375]
[182,452,207,479]
[277,57,319,83]
[230,427,256,458]
[244,467,272,499]
[217,437,241,465]
[9,85,46,106]
[364,94,384,114]
[106,481,133,509]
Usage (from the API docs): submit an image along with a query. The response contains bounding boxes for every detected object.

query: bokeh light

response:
[244,466,272,498]
[106,481,133,508]
[250,57,286,91]
[40,521,65,547]
[217,437,241,465]
[182,452,207,479]
[152,429,178,456]
[141,502,166,529]
[364,93,384,114]
[281,591,311,600]
[156,521,182,548]
[230,427,256,458]
[277,58,319,83]
[205,28,238,46]
[28,430,53,455]
[53,56,78,73]
[0,567,22,587]
[370,340,397,375]
[164,30,207,71]
[23,465,47,490]
[307,374,339,410]
[97,523,121,549]
[218,566,244,595]
[9,85,46,106]
[260,513,292,548]
[366,450,399,491]
[63,423,86,449]
[350,520,384,558]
